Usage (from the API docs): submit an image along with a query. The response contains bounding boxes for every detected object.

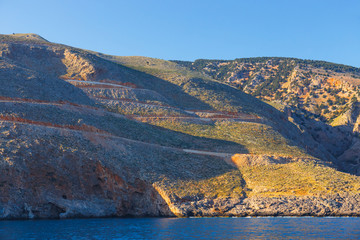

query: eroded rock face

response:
[150,192,360,217]
[0,154,173,219]
[0,122,175,219]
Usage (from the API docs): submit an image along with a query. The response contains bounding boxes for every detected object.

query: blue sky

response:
[1,0,359,67]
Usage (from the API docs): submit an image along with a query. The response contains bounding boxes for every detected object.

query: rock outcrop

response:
[166,193,360,217]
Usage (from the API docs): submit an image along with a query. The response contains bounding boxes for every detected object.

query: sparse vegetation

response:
[169,170,245,199]
[1,33,360,219]
[148,120,307,156]
[240,162,360,197]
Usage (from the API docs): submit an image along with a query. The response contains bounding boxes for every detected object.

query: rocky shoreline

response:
[168,193,360,217]
[1,193,360,219]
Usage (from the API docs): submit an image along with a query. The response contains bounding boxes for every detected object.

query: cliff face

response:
[0,123,174,219]
[1,34,360,219]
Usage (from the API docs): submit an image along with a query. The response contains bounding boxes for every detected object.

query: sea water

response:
[0,217,359,239]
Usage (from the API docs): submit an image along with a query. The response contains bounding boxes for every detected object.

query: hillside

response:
[0,34,360,219]
[174,58,360,175]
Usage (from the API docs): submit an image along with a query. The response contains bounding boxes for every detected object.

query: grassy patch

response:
[165,170,245,199]
[240,162,360,197]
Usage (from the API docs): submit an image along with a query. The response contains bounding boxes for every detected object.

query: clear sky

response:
[1,0,359,67]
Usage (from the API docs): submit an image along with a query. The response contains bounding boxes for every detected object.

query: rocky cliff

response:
[1,34,360,219]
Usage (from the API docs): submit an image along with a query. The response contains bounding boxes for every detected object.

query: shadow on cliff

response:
[0,59,96,106]
[288,107,360,175]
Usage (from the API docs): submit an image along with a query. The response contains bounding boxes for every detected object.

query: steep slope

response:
[174,58,360,174]
[1,34,360,219]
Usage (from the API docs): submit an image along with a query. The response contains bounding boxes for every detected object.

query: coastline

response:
[1,193,360,220]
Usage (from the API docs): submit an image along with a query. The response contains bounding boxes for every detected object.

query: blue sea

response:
[0,217,359,239]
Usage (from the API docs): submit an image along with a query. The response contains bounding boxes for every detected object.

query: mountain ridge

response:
[1,33,360,219]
